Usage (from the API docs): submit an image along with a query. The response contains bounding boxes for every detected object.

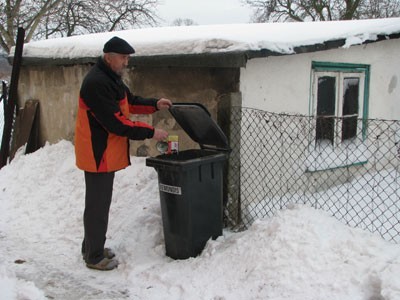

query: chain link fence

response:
[224,107,400,243]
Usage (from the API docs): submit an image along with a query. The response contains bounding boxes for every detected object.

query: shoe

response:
[86,257,118,271]
[82,248,116,260]
[103,248,116,259]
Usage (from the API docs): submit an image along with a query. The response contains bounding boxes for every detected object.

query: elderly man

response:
[75,36,172,270]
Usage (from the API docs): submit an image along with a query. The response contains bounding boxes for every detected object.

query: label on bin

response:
[159,183,182,195]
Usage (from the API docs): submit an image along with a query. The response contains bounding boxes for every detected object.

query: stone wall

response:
[17,63,239,156]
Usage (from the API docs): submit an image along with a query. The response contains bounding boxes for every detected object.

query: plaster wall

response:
[240,39,400,120]
[237,39,400,224]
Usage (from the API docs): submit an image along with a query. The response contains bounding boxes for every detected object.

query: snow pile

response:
[0,141,399,299]
[18,18,400,59]
[0,267,45,300]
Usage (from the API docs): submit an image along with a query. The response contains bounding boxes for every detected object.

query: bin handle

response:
[169,102,211,117]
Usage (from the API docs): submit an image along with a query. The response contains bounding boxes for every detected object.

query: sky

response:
[0,140,400,299]
[157,0,253,26]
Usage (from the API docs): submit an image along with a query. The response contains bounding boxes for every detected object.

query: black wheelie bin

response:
[146,103,230,259]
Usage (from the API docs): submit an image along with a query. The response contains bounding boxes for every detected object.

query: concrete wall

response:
[18,64,89,144]
[17,64,239,156]
[126,66,239,156]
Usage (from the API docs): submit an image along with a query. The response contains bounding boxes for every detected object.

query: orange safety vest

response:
[74,58,158,173]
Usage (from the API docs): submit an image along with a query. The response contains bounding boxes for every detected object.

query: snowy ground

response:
[0,140,400,300]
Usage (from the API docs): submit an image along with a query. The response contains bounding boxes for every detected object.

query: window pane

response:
[342,77,359,141]
[316,76,336,143]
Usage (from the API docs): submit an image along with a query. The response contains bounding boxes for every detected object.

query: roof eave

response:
[17,51,253,68]
[13,32,400,68]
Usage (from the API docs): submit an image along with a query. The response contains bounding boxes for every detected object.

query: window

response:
[315,72,364,145]
[307,62,370,172]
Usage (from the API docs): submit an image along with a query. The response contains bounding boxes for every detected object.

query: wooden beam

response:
[0,27,25,168]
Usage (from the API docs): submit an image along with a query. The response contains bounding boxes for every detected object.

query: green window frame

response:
[307,61,371,172]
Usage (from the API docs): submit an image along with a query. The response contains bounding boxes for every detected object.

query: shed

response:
[11,18,400,227]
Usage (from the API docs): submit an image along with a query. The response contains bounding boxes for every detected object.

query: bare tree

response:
[358,0,400,19]
[243,0,400,22]
[0,0,63,53]
[0,0,161,53]
[171,18,197,26]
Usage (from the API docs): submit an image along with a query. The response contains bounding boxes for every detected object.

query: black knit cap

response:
[103,36,135,54]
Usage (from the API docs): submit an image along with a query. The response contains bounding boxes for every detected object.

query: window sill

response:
[305,141,368,173]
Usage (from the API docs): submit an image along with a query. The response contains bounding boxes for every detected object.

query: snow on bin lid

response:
[169,103,230,152]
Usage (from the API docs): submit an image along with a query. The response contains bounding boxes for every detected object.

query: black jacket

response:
[75,57,158,172]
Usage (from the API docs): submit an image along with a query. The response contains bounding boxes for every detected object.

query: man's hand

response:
[157,98,172,110]
[153,128,169,141]
[153,99,171,141]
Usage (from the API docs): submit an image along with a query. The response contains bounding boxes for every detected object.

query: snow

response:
[17,18,400,59]
[0,140,400,299]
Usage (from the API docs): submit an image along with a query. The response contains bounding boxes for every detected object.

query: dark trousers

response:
[82,171,115,264]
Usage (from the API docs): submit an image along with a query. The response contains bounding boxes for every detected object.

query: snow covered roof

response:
[16,17,400,66]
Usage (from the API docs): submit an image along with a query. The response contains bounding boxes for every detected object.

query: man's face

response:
[104,53,130,76]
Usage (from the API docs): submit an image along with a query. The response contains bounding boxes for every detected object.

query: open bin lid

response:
[169,103,230,152]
